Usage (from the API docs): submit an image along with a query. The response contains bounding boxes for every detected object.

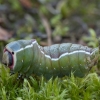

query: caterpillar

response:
[2,39,99,79]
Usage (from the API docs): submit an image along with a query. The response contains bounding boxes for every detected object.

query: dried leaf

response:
[0,27,13,41]
[19,0,32,9]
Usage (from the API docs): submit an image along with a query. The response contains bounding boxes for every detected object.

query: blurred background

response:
[0,0,100,61]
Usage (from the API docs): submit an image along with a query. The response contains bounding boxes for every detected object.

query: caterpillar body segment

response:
[2,39,99,79]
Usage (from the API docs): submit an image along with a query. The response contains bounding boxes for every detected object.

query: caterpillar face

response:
[2,41,20,70]
[2,50,13,68]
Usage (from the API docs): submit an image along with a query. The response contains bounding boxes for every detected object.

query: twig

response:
[39,13,52,46]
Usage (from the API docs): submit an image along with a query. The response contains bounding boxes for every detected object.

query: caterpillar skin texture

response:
[2,39,99,79]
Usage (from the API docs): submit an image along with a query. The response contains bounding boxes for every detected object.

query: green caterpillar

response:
[2,39,99,79]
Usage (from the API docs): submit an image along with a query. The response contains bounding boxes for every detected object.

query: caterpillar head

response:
[2,50,13,67]
[2,39,36,72]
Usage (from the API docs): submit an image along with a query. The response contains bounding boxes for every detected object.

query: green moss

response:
[0,64,100,100]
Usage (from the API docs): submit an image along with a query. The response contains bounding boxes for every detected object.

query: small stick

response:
[39,13,52,46]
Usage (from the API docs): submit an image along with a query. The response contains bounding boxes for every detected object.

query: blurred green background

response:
[0,0,100,61]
